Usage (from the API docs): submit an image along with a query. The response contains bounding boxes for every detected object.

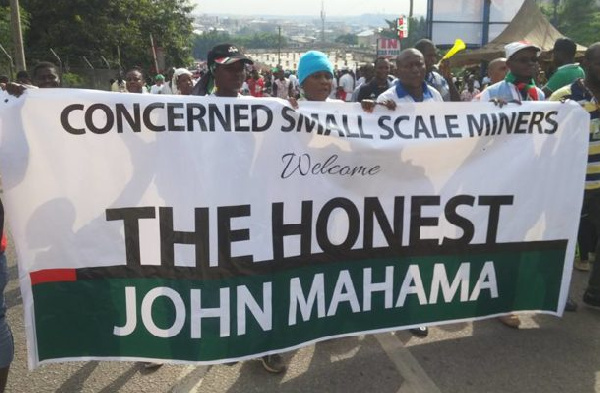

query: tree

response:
[380,16,427,49]
[335,34,358,46]
[192,30,232,60]
[20,0,194,72]
[0,5,29,77]
[192,31,288,59]
[541,0,600,47]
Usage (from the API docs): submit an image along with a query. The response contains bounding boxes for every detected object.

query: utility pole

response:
[10,0,26,71]
[277,26,281,66]
[320,0,326,46]
[149,33,159,73]
[409,0,414,18]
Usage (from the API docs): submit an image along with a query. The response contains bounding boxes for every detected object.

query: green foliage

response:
[60,72,84,87]
[192,31,232,59]
[21,0,194,72]
[239,32,288,50]
[0,7,9,76]
[0,5,29,77]
[335,34,358,46]
[542,0,600,47]
[192,31,288,59]
[381,16,427,49]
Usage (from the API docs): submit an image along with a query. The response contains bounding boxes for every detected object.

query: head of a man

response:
[583,42,600,88]
[360,63,375,83]
[487,57,508,84]
[505,41,541,80]
[154,74,165,86]
[552,37,577,67]
[395,48,426,89]
[16,70,31,85]
[275,66,285,80]
[33,62,60,88]
[414,39,437,74]
[208,43,253,97]
[125,67,145,93]
[297,50,334,102]
[466,75,476,89]
[374,57,390,83]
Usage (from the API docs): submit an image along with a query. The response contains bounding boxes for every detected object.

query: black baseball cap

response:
[208,44,253,67]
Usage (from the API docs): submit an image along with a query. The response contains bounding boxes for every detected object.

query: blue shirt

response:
[377,81,444,103]
[425,71,451,102]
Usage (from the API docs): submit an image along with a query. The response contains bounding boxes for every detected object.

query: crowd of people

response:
[1,36,600,388]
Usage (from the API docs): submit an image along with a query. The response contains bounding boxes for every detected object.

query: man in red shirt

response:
[247,70,265,98]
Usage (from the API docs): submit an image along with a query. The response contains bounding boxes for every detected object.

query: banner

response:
[397,15,409,40]
[0,90,589,368]
[377,38,401,57]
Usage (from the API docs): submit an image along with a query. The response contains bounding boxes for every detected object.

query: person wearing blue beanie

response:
[297,51,336,102]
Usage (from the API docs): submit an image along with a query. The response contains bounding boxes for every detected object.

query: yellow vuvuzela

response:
[441,39,466,60]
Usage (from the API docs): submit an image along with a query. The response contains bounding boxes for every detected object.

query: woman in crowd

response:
[288,50,338,105]
[172,68,194,95]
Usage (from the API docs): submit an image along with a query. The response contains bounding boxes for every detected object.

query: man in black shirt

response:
[357,57,394,102]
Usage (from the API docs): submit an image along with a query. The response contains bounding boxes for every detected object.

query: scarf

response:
[505,71,539,101]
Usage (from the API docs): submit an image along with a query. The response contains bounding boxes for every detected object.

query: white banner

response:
[0,90,589,368]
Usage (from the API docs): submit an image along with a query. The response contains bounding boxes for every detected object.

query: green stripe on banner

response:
[33,243,566,362]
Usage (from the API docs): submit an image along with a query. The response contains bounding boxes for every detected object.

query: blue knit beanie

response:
[298,51,334,85]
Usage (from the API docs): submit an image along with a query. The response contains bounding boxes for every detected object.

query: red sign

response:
[377,39,401,56]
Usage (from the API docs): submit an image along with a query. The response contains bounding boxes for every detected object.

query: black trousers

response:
[584,189,600,295]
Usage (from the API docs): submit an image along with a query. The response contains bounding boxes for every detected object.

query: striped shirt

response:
[550,80,600,190]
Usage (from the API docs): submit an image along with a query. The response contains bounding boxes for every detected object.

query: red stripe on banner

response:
[30,269,77,285]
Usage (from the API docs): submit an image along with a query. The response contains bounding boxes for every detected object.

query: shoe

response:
[583,291,600,308]
[409,326,429,337]
[565,297,578,312]
[574,259,591,271]
[260,354,286,374]
[143,362,163,370]
[498,314,521,328]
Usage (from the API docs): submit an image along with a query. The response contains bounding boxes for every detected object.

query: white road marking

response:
[375,333,442,393]
[169,365,210,393]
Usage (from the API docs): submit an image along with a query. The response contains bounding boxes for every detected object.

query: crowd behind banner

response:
[0,34,599,387]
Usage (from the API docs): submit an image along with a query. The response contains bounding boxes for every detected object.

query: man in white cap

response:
[474,41,546,329]
[475,41,544,103]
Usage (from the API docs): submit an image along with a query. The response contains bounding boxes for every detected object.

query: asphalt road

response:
[3,230,600,393]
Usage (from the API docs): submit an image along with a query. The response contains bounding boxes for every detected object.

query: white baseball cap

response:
[504,41,541,59]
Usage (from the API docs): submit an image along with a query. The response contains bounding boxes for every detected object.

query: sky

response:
[192,0,428,17]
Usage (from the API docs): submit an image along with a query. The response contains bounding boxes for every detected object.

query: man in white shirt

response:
[369,49,441,338]
[475,41,544,104]
[273,68,292,99]
[338,67,355,102]
[150,74,165,94]
[376,48,443,105]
